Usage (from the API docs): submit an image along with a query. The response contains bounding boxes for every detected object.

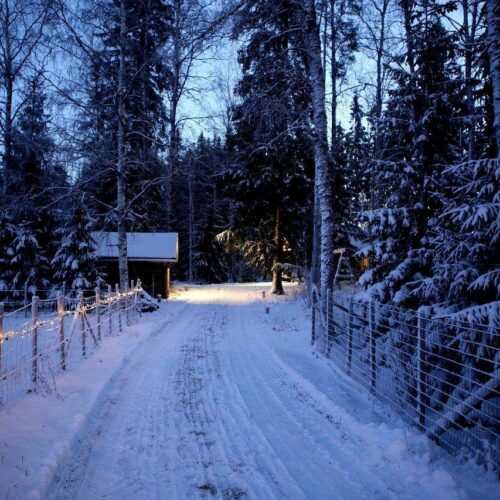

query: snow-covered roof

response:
[91,232,178,262]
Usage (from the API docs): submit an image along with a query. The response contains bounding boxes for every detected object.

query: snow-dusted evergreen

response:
[358,1,462,304]
[228,0,313,294]
[52,202,102,290]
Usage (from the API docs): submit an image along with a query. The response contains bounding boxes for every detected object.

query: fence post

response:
[326,289,333,356]
[417,310,427,429]
[31,296,39,385]
[137,280,142,318]
[369,299,377,395]
[116,284,122,333]
[125,282,130,326]
[95,287,101,342]
[0,302,4,372]
[79,292,86,357]
[311,289,317,345]
[24,282,28,317]
[108,284,113,336]
[347,297,354,376]
[57,292,65,370]
[130,280,135,321]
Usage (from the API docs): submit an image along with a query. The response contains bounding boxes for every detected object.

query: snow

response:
[0,284,498,499]
[91,232,179,261]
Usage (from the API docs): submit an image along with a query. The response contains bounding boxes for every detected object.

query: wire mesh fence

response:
[0,283,143,408]
[311,286,500,474]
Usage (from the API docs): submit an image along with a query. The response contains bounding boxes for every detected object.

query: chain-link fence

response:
[311,286,500,474]
[0,283,143,407]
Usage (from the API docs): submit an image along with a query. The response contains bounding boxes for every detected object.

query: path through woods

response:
[46,284,476,499]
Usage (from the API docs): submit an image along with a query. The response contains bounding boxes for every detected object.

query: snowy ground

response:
[1,283,498,499]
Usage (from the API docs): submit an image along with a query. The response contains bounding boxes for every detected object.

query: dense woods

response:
[0,0,497,322]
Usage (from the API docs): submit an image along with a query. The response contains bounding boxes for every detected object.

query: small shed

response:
[92,232,178,298]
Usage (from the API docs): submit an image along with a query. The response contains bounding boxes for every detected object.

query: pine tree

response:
[0,209,14,290]
[11,222,50,292]
[175,134,229,283]
[8,80,62,292]
[52,202,103,290]
[428,158,500,318]
[229,0,313,293]
[358,1,462,306]
[344,94,371,215]
[78,0,171,230]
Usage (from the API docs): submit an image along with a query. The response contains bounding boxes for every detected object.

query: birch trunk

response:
[486,0,500,155]
[165,0,182,230]
[301,0,336,300]
[310,189,321,291]
[1,1,13,199]
[117,0,129,290]
[330,0,337,146]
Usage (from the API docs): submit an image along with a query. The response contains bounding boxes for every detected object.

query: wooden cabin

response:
[92,232,178,298]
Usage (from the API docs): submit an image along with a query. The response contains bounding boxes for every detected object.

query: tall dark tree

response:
[173,134,230,283]
[78,0,172,231]
[52,200,103,290]
[345,93,370,215]
[358,0,462,305]
[8,81,64,291]
[229,0,313,294]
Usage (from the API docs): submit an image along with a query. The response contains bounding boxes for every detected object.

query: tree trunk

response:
[373,0,388,167]
[1,2,13,200]
[271,206,284,295]
[462,0,480,161]
[166,102,177,229]
[117,0,129,290]
[310,189,321,290]
[165,0,182,230]
[301,0,336,300]
[369,0,389,258]
[486,0,500,156]
[330,0,337,146]
[229,201,237,283]
[2,64,13,200]
[188,159,194,282]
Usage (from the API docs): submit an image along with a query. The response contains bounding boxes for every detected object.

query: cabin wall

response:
[99,261,172,298]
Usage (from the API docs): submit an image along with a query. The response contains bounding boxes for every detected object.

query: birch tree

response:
[0,0,53,200]
[297,0,336,299]
[163,0,233,229]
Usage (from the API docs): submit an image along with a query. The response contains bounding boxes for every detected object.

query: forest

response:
[0,0,498,323]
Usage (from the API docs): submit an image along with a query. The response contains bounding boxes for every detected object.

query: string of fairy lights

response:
[0,288,141,343]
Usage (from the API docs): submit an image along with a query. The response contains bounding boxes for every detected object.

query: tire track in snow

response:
[225,299,395,499]
[45,284,463,500]
[47,302,202,499]
[177,303,294,499]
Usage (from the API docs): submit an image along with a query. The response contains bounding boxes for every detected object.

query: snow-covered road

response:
[41,284,493,499]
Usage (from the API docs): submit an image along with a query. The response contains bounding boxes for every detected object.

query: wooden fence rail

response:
[0,282,143,409]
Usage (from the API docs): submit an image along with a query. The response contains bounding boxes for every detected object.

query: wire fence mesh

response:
[311,286,500,474]
[0,284,143,408]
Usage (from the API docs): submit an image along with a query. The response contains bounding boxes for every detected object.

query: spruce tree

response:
[78,0,171,230]
[52,202,102,290]
[358,1,462,306]
[8,81,61,292]
[229,0,313,294]
[0,209,14,290]
[345,94,371,215]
